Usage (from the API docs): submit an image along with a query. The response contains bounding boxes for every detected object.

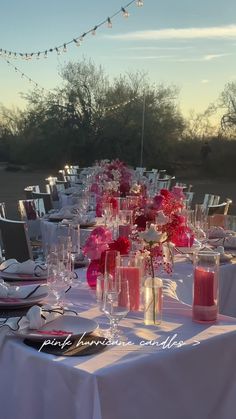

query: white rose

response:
[139,224,167,244]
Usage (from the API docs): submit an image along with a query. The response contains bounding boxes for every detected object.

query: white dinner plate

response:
[0,293,48,309]
[16,315,98,340]
[0,271,47,282]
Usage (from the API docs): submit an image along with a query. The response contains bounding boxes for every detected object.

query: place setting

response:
[0,259,48,281]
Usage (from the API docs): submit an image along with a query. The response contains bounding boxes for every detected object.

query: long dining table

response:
[1,262,236,419]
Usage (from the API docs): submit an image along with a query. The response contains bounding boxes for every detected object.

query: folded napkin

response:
[208,226,226,239]
[0,305,77,348]
[49,207,73,219]
[0,280,48,299]
[0,259,47,277]
[209,235,236,249]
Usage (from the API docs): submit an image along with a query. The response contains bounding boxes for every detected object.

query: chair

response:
[156,176,175,191]
[185,192,194,208]
[0,202,6,218]
[24,185,40,199]
[31,192,53,213]
[0,217,33,262]
[207,199,232,216]
[203,194,220,208]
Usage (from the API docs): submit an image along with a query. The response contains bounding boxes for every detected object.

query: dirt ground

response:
[0,167,235,219]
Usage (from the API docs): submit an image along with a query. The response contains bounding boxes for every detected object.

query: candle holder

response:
[193,251,220,323]
[118,253,142,311]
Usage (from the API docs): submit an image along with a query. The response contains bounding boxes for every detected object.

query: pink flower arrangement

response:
[83,227,113,260]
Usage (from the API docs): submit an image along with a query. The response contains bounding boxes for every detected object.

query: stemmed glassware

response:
[47,240,72,307]
[103,279,130,340]
[100,250,130,340]
[194,204,209,246]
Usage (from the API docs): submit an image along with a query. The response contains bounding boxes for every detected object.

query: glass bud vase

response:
[144,277,163,325]
[193,251,220,323]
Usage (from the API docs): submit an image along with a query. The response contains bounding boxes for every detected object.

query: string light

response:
[1,57,48,92]
[91,26,97,36]
[107,17,112,28]
[0,0,142,60]
[121,7,129,17]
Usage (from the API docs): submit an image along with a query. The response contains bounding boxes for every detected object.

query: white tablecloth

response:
[1,272,236,419]
[40,219,94,251]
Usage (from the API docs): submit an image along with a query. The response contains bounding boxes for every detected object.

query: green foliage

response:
[0,59,185,169]
[2,58,236,178]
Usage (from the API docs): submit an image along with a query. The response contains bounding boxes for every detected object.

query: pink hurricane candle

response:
[118,254,142,311]
[193,251,220,322]
[119,266,140,311]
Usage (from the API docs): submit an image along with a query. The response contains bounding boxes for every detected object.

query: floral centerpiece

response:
[83,226,131,288]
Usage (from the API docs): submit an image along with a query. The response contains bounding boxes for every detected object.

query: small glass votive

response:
[144,277,163,325]
[193,251,220,323]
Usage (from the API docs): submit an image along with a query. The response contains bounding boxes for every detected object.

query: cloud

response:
[203,53,228,60]
[118,46,193,51]
[106,53,230,63]
[106,25,236,41]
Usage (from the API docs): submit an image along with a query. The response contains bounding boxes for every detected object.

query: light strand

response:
[1,57,48,93]
[1,55,138,111]
[0,0,143,61]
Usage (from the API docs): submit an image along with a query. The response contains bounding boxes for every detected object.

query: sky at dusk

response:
[0,0,236,117]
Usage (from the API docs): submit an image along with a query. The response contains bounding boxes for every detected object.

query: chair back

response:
[24,185,40,199]
[185,192,194,208]
[18,199,46,220]
[0,218,33,262]
[0,202,6,218]
[31,192,53,213]
[208,199,232,216]
[156,176,175,191]
[19,200,38,221]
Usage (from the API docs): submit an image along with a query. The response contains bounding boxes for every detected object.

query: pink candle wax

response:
[119,224,131,238]
[194,267,215,306]
[119,266,140,311]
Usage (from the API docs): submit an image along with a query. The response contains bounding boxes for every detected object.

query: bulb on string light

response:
[121,7,129,18]
[56,47,61,55]
[92,26,97,35]
[44,51,48,59]
[73,38,80,47]
[136,0,144,6]
[80,33,86,43]
[63,44,67,53]
[107,17,112,28]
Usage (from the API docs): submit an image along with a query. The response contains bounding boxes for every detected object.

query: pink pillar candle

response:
[193,267,218,322]
[119,266,140,311]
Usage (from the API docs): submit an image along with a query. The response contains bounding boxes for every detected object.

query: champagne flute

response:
[103,279,130,340]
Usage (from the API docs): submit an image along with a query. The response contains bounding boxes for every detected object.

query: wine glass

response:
[103,279,130,340]
[47,238,72,307]
[104,250,120,295]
